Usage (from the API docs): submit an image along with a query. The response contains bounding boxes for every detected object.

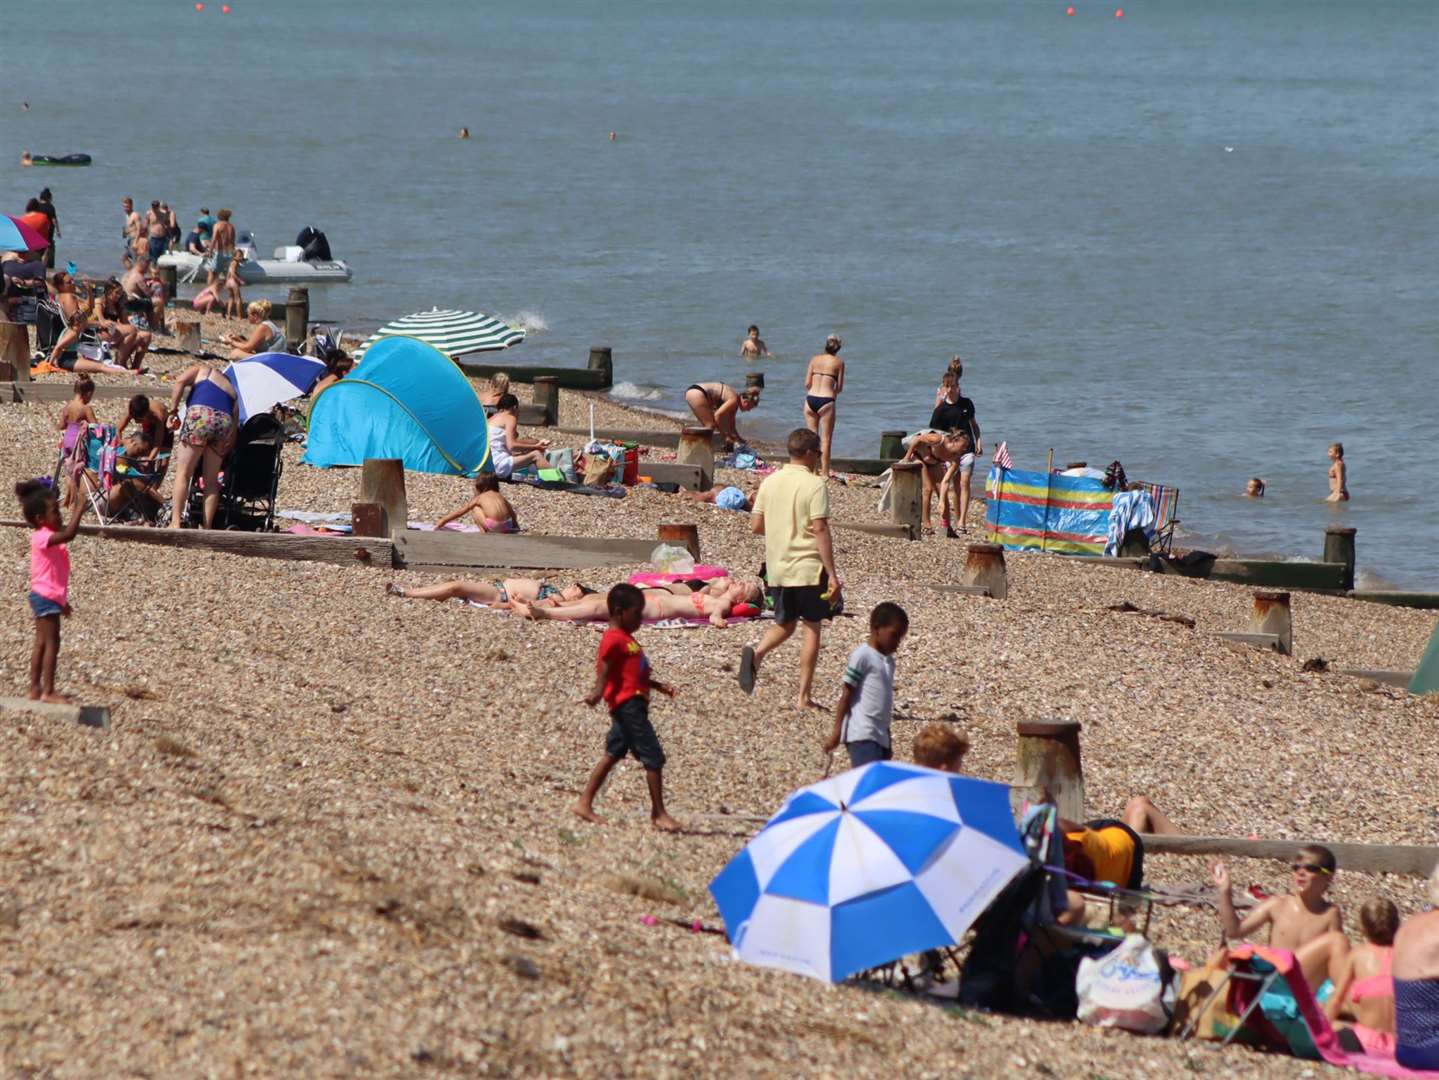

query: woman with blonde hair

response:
[226,298,282,359]
[479,371,511,409]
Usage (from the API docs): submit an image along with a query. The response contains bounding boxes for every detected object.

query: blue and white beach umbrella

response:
[224,353,326,423]
[709,762,1029,983]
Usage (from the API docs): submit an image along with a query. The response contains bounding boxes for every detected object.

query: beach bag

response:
[581,454,613,487]
[1076,933,1176,1034]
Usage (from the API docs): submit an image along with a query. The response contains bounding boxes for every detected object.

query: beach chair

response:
[1136,481,1181,554]
[64,424,119,520]
[958,805,1149,1019]
[34,297,110,365]
[106,449,170,523]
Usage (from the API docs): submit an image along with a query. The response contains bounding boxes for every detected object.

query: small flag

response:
[994,441,1013,469]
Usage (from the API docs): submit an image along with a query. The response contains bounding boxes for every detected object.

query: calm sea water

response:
[9,0,1437,586]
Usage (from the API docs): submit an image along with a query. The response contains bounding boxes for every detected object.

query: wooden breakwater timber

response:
[1002,720,1438,877]
[462,346,614,391]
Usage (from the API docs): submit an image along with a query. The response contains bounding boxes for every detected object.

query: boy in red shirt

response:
[575,584,682,832]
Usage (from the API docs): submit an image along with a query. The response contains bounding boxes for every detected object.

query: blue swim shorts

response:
[28,591,63,618]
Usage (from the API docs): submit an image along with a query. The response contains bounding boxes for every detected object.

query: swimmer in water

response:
[1326,443,1349,502]
[458,127,470,139]
[20,150,32,166]
[1246,477,1265,498]
[740,325,769,359]
[608,131,617,141]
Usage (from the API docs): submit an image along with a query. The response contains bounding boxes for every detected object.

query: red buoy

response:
[1066,5,1075,14]
[1114,7,1124,16]
[194,2,204,9]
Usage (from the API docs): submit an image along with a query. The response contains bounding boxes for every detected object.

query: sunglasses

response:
[1292,862,1332,875]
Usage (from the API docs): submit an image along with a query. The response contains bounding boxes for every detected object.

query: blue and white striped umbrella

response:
[355,308,525,360]
[224,353,326,423]
[709,762,1029,983]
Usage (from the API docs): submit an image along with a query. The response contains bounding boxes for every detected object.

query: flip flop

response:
[738,646,756,694]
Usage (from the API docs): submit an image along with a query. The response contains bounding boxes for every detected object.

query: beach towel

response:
[1227,946,1439,1079]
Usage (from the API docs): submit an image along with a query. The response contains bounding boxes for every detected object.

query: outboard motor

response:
[295,226,332,262]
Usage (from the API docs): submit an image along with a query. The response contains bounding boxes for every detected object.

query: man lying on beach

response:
[514,577,765,628]
[679,483,751,512]
[1214,845,1348,992]
[386,577,594,608]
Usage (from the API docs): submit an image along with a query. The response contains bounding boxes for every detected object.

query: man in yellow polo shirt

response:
[738,428,842,710]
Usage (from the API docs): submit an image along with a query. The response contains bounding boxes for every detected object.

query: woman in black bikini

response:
[803,335,845,478]
[683,382,759,450]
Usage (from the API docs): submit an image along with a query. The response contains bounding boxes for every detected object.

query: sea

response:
[8,0,1437,587]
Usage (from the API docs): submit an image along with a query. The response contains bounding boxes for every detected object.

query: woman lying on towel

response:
[386,577,594,607]
[512,577,764,628]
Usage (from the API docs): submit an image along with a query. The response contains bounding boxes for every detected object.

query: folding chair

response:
[1136,481,1181,554]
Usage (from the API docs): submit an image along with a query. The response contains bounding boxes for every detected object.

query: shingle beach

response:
[2,364,1436,1078]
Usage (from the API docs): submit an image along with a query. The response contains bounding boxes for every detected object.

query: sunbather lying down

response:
[513,577,765,628]
[386,577,594,608]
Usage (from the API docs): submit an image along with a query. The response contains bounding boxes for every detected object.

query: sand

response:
[1,372,1436,1078]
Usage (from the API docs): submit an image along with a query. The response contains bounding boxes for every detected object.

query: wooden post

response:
[1324,527,1356,592]
[657,523,700,562]
[889,461,923,540]
[587,346,613,389]
[0,321,29,383]
[676,426,715,491]
[352,502,387,538]
[285,287,309,352]
[879,431,906,460]
[531,376,559,426]
[157,264,178,305]
[175,320,201,353]
[0,696,109,730]
[1013,721,1084,822]
[1250,590,1293,656]
[359,459,407,538]
[962,542,1008,600]
[745,371,765,391]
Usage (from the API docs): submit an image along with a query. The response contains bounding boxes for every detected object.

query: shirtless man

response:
[1327,443,1349,502]
[121,197,143,268]
[1214,845,1348,992]
[121,256,167,335]
[143,200,169,265]
[206,209,236,288]
[740,325,769,359]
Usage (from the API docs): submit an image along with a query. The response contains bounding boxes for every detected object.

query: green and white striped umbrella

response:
[356,307,525,359]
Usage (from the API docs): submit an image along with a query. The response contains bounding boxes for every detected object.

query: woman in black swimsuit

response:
[684,381,759,450]
[803,335,845,478]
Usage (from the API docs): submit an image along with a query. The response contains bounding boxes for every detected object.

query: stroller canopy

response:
[302,336,490,476]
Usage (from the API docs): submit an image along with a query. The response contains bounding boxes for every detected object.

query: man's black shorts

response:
[769,584,830,625]
[606,696,665,770]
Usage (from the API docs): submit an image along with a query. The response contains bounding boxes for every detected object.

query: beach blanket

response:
[1226,946,1439,1078]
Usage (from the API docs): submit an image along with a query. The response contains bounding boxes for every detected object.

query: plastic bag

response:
[1075,933,1176,1034]
[649,544,695,575]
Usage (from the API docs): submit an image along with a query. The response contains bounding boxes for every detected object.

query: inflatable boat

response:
[21,153,92,167]
[157,249,353,285]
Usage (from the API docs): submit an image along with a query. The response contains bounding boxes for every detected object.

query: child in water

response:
[1246,477,1266,498]
[1327,443,1349,502]
[16,479,87,703]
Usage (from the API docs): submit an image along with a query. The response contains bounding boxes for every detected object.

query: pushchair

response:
[184,413,284,530]
[958,804,1159,1019]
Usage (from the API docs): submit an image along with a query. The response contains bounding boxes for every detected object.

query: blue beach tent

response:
[302,336,491,476]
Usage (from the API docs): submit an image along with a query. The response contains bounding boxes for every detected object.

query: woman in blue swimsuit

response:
[165,364,238,530]
[803,335,845,478]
